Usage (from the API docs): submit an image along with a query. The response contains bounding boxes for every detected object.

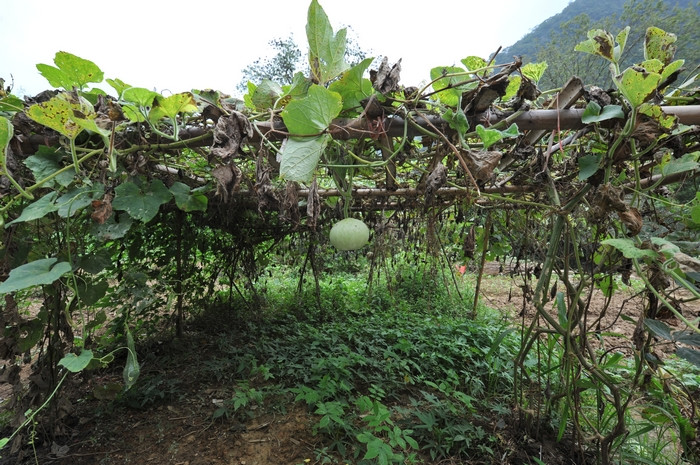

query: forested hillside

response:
[499,0,700,88]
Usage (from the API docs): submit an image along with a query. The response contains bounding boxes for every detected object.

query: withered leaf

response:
[425,163,447,209]
[211,111,253,161]
[464,150,502,182]
[618,207,643,236]
[372,57,402,95]
[307,178,320,231]
[90,194,113,224]
[212,162,242,203]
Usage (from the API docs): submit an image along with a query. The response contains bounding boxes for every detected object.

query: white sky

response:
[1,0,571,97]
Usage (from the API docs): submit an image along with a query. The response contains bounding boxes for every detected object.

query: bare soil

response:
[2,267,699,465]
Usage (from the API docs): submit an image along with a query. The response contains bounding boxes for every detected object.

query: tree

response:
[237,35,304,93]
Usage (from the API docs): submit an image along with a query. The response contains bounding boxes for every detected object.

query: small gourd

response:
[329,218,369,251]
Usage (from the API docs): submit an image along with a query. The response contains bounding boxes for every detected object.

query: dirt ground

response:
[2,267,699,465]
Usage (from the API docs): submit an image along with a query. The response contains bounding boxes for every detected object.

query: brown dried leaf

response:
[372,57,402,94]
[618,207,643,236]
[212,163,242,203]
[210,111,253,161]
[281,181,300,226]
[464,150,502,182]
[673,252,700,274]
[307,178,321,231]
[425,163,447,208]
[90,194,113,224]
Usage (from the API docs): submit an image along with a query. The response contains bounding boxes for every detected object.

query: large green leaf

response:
[26,93,96,140]
[121,87,158,107]
[282,85,342,135]
[602,238,657,259]
[58,350,95,373]
[250,79,284,111]
[578,154,602,180]
[613,66,662,109]
[24,147,76,187]
[306,0,348,84]
[56,184,104,218]
[112,179,172,223]
[170,182,208,212]
[329,58,374,112]
[676,348,700,368]
[0,258,72,294]
[279,135,331,183]
[36,51,103,90]
[90,214,134,241]
[7,192,59,225]
[476,123,519,150]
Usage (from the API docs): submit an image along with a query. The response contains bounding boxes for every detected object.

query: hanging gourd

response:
[329,218,370,251]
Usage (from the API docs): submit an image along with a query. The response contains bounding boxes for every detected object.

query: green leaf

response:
[613,66,662,109]
[279,135,331,183]
[674,331,700,347]
[602,238,657,259]
[650,237,680,257]
[329,58,374,112]
[0,94,24,112]
[443,108,469,136]
[521,62,548,83]
[112,179,172,223]
[306,0,348,84]
[502,75,521,101]
[282,85,342,135]
[37,51,103,90]
[58,350,95,373]
[676,348,700,368]
[18,318,45,352]
[0,258,72,294]
[24,147,76,187]
[661,153,698,177]
[56,184,104,218]
[476,123,519,150]
[170,182,208,212]
[578,154,602,180]
[660,59,684,83]
[251,79,284,111]
[149,92,198,122]
[645,319,673,341]
[123,329,140,390]
[644,27,677,65]
[7,192,59,225]
[106,78,132,98]
[121,87,159,108]
[77,279,109,306]
[461,56,488,76]
[638,103,677,130]
[0,116,12,166]
[614,27,630,62]
[556,291,568,329]
[691,204,700,225]
[90,214,134,241]
[430,66,467,107]
[581,101,624,124]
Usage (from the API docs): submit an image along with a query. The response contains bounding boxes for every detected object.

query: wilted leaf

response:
[464,150,502,182]
[618,208,642,236]
[0,258,72,294]
[211,111,253,160]
[602,238,657,259]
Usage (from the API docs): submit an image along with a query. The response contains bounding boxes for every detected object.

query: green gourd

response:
[329,218,369,250]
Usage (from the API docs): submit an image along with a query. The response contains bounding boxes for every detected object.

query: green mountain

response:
[498,0,700,88]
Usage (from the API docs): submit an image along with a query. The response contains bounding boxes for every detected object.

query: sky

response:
[0,0,572,97]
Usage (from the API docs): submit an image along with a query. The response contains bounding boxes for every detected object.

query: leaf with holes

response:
[0,258,72,294]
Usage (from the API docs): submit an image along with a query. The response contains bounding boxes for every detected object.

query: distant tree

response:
[237,28,369,93]
[237,35,303,93]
